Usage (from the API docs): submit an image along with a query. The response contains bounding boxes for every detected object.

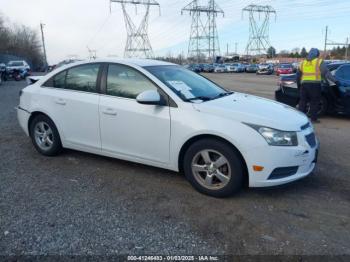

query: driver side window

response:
[336,65,350,80]
[106,64,157,99]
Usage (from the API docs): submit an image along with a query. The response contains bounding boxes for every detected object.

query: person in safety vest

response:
[297,48,337,123]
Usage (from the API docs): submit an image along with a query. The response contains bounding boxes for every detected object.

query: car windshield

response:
[144,65,231,102]
[280,64,292,69]
[8,61,24,66]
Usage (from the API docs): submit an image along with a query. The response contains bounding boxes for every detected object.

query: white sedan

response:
[17,59,319,197]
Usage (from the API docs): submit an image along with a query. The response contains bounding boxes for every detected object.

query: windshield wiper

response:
[185,92,234,102]
[185,96,213,102]
[211,91,234,100]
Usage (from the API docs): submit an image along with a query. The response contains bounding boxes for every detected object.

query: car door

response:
[99,63,171,164]
[335,65,350,113]
[41,63,102,150]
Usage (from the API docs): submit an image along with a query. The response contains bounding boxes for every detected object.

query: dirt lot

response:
[0,74,349,257]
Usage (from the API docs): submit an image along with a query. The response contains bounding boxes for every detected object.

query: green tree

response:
[300,47,307,58]
[267,46,276,58]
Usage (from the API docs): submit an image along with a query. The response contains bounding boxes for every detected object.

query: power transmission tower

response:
[182,0,224,62]
[242,4,276,56]
[110,0,160,58]
[40,23,48,69]
[87,46,97,60]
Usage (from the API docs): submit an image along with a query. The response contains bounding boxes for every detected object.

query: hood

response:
[193,93,308,131]
[306,48,320,61]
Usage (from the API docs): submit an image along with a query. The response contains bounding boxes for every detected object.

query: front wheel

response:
[183,139,244,197]
[298,96,328,117]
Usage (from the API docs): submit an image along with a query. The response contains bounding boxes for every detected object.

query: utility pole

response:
[345,37,349,61]
[324,25,328,58]
[324,26,348,60]
[226,43,229,56]
[182,0,224,62]
[242,4,276,56]
[110,0,160,58]
[40,23,48,70]
[235,42,238,54]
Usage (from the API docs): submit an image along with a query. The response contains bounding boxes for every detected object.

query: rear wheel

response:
[29,115,62,156]
[183,139,244,197]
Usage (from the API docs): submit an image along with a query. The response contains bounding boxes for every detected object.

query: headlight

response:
[245,124,298,146]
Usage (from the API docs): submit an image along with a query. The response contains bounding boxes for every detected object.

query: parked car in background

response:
[17,59,318,197]
[275,62,350,116]
[214,64,226,73]
[0,63,6,85]
[231,63,245,73]
[6,60,30,72]
[276,63,293,76]
[202,64,214,73]
[224,64,235,73]
[292,62,300,73]
[188,64,201,73]
[198,64,206,72]
[257,64,274,75]
[4,61,31,81]
[245,64,259,73]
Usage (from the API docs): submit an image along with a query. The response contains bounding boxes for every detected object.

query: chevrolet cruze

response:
[17,59,319,197]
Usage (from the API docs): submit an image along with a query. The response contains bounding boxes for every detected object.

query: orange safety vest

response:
[300,58,323,82]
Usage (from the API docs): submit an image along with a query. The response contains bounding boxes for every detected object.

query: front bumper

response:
[247,127,319,187]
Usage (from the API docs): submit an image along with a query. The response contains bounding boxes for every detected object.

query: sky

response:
[0,0,349,64]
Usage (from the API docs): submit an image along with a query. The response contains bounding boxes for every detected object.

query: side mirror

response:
[136,90,165,105]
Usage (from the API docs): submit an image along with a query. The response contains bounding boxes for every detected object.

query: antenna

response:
[110,0,160,58]
[242,4,276,56]
[182,0,224,62]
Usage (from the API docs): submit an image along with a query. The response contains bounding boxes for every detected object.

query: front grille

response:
[268,166,299,180]
[301,122,311,130]
[305,133,316,148]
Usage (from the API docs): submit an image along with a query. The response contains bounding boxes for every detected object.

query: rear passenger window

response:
[65,64,100,93]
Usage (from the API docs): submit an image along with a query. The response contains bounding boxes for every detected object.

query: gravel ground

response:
[0,75,349,257]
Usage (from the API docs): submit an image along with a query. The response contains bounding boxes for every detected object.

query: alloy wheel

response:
[34,121,54,151]
[191,149,231,190]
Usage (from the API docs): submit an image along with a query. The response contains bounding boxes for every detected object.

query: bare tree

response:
[0,13,44,69]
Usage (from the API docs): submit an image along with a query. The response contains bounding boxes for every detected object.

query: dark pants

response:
[299,82,322,121]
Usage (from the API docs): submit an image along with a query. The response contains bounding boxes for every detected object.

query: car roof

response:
[327,61,350,71]
[97,58,175,67]
[57,58,176,69]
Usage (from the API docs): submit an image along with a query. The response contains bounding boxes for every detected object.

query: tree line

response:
[0,14,44,69]
[267,46,349,60]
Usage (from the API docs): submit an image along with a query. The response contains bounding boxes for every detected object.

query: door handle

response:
[54,98,66,105]
[102,108,117,116]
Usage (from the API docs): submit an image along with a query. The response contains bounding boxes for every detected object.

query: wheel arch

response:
[178,134,249,186]
[28,111,62,139]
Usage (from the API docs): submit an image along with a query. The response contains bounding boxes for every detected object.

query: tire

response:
[183,138,244,198]
[317,96,329,116]
[299,95,329,117]
[29,114,62,156]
